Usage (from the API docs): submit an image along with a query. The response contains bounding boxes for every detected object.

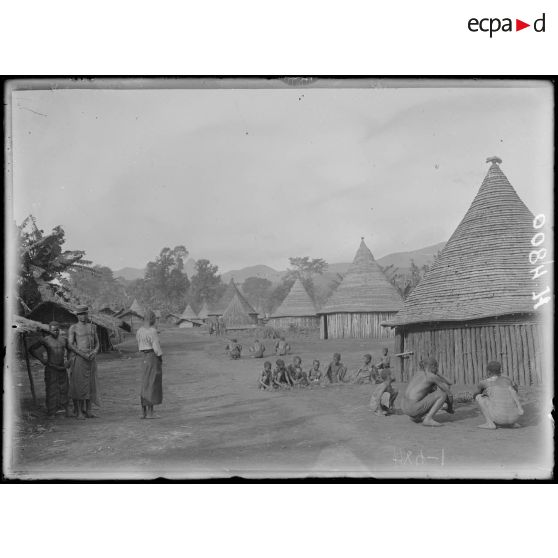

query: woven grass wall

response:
[321,312,397,339]
[267,316,319,330]
[395,318,544,386]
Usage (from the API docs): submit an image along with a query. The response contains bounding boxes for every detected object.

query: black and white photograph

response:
[3,77,554,479]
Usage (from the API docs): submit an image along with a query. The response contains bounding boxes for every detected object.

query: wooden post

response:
[22,333,37,407]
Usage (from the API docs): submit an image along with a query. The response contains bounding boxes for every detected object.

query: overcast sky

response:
[9,81,553,273]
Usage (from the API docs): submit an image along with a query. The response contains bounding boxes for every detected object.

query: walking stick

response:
[22,332,37,407]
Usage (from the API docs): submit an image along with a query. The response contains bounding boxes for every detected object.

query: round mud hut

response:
[268,277,319,329]
[318,238,404,339]
[383,157,551,386]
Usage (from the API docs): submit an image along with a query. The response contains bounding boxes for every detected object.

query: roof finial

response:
[486,156,502,165]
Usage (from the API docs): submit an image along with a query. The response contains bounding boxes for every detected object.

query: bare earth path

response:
[7,328,552,479]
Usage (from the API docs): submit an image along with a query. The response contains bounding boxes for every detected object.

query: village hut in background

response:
[207,279,242,318]
[99,306,117,316]
[115,298,145,332]
[221,291,258,330]
[384,157,550,386]
[318,239,403,339]
[198,300,210,322]
[268,277,319,329]
[177,304,201,328]
[27,300,122,352]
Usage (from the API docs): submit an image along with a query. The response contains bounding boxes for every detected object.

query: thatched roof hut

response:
[177,304,202,328]
[221,292,258,329]
[198,300,210,321]
[384,157,549,385]
[318,238,403,339]
[268,278,319,329]
[207,279,244,317]
[116,299,145,332]
[26,300,121,352]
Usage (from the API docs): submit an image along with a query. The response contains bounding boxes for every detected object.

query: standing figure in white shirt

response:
[136,309,163,419]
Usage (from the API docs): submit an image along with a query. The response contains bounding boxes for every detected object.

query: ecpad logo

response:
[468,13,546,37]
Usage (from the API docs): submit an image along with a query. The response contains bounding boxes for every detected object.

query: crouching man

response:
[401,357,451,427]
[473,361,524,429]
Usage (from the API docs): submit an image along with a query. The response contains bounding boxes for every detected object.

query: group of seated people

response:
[255,345,525,430]
[226,336,291,360]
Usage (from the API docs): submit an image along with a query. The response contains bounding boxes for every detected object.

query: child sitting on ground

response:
[288,356,308,387]
[272,359,292,389]
[353,354,374,384]
[226,338,242,360]
[369,367,396,416]
[308,359,322,384]
[325,353,348,383]
[259,361,273,390]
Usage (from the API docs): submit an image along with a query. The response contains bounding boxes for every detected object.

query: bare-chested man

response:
[28,321,74,419]
[473,361,524,429]
[401,357,451,426]
[68,305,100,420]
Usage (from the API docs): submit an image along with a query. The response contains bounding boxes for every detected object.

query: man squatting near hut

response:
[473,361,524,429]
[28,321,74,419]
[68,305,101,420]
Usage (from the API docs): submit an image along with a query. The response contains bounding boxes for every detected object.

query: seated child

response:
[288,356,308,387]
[272,359,292,389]
[308,359,322,384]
[353,354,374,384]
[226,339,242,360]
[325,353,348,383]
[275,337,291,356]
[249,339,265,358]
[369,367,397,416]
[259,361,273,390]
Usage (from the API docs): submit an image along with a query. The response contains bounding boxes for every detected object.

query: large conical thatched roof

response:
[198,300,210,320]
[222,292,258,326]
[180,304,198,320]
[388,158,542,326]
[208,279,256,316]
[319,239,404,314]
[271,278,318,317]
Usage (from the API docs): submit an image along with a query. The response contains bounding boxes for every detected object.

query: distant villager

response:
[324,353,347,383]
[274,336,291,356]
[249,339,265,358]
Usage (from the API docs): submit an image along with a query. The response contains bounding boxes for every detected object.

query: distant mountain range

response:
[114,242,446,283]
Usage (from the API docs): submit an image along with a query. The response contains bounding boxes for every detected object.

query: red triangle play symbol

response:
[516,19,530,31]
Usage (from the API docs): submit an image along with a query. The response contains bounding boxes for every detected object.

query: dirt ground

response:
[5,327,553,479]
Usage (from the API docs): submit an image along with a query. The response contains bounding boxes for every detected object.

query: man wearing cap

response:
[473,361,524,429]
[400,357,452,426]
[68,305,100,420]
[28,321,74,419]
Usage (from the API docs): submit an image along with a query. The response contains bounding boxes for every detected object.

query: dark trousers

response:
[44,365,69,415]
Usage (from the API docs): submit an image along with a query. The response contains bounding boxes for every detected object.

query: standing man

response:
[28,321,73,419]
[68,305,100,420]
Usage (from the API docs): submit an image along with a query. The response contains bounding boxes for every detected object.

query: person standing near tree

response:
[28,321,74,419]
[68,305,100,420]
[136,309,163,419]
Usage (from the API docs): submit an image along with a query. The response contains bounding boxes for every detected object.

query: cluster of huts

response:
[13,158,549,390]
[184,157,547,387]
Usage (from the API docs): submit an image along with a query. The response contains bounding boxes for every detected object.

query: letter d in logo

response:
[534,13,546,32]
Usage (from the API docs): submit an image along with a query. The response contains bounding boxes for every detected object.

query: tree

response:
[242,277,273,314]
[66,265,128,310]
[139,246,190,314]
[382,259,431,299]
[188,259,226,307]
[17,215,93,312]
